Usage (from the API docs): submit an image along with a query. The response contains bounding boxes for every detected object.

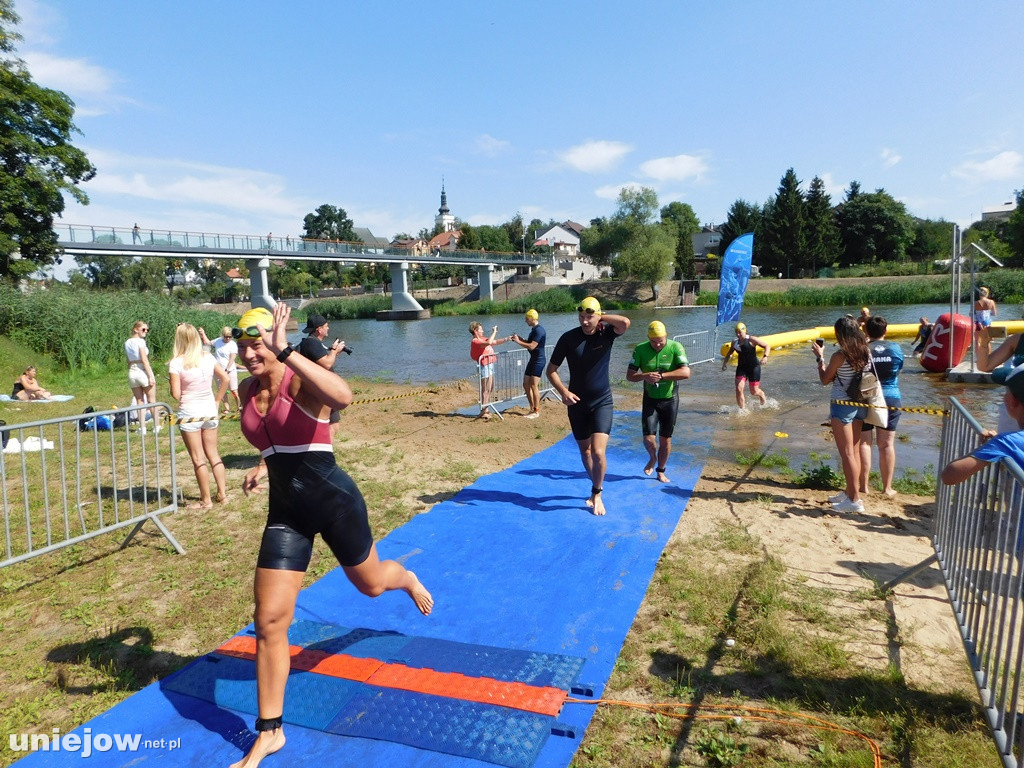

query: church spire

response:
[435,179,455,232]
[438,179,450,215]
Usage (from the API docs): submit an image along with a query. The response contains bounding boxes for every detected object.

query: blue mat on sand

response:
[15,413,710,768]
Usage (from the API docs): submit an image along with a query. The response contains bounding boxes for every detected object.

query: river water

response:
[295,302,1002,477]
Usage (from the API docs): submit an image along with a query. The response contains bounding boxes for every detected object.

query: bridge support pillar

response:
[246,257,276,311]
[476,264,494,301]
[376,262,429,321]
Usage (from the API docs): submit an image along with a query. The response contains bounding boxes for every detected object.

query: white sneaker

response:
[831,498,864,513]
[828,491,848,503]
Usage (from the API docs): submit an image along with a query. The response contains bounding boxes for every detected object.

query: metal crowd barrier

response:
[672,330,716,365]
[477,345,556,420]
[0,404,183,568]
[932,397,1024,767]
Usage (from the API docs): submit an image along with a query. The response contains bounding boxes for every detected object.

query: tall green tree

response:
[836,188,915,266]
[475,224,513,252]
[613,186,659,227]
[761,168,806,276]
[720,200,762,256]
[803,176,839,274]
[0,1,96,278]
[613,224,674,291]
[1005,189,1024,267]
[907,218,955,264]
[302,204,357,241]
[660,201,700,279]
[580,216,630,266]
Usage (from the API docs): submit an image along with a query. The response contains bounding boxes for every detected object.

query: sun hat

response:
[525,309,539,321]
[992,363,1024,400]
[303,314,328,333]
[648,320,667,339]
[735,322,746,333]
[577,296,602,315]
[233,307,274,339]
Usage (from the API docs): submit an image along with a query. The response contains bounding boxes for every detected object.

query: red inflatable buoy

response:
[919,312,972,372]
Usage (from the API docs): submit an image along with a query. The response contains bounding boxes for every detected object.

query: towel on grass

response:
[0,394,74,403]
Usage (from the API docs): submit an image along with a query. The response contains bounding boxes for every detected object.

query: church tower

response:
[435,180,456,233]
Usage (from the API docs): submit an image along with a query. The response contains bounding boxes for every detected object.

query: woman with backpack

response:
[812,316,872,513]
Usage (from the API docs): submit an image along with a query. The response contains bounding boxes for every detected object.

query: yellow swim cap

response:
[578,296,602,314]
[735,322,746,333]
[525,309,539,321]
[234,307,274,338]
[648,320,667,339]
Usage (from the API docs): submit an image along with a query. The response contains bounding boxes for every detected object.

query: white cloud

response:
[881,148,901,169]
[595,182,645,200]
[79,149,314,220]
[560,140,632,173]
[951,150,1024,182]
[817,172,848,199]
[639,153,708,182]
[473,134,510,157]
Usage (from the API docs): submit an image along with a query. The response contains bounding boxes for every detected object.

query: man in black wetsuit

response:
[546,296,631,516]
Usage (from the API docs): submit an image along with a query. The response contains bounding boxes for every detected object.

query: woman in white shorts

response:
[169,323,230,509]
[125,320,158,432]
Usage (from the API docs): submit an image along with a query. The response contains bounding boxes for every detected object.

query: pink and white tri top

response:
[240,366,332,458]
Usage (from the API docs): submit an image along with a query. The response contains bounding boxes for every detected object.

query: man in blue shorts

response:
[546,296,631,516]
[627,321,690,483]
[511,309,546,419]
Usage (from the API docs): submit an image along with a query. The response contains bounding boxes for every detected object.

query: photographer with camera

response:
[298,314,351,437]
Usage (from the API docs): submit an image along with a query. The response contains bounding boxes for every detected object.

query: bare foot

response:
[229,728,286,768]
[643,459,655,476]
[404,571,434,615]
[883,489,898,498]
[656,470,670,483]
[590,493,606,516]
[187,501,214,510]
[216,493,230,504]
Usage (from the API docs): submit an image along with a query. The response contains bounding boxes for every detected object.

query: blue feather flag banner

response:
[716,233,754,327]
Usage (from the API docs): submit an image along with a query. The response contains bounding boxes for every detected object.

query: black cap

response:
[992,363,1024,400]
[303,314,328,333]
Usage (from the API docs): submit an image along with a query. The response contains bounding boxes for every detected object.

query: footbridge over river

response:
[55,224,544,319]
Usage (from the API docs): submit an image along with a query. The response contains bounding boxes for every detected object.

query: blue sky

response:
[11,0,1024,252]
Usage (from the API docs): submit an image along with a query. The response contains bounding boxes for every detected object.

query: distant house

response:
[982,201,1018,223]
[352,227,391,252]
[392,237,428,257]
[225,267,246,284]
[535,223,582,257]
[428,230,460,252]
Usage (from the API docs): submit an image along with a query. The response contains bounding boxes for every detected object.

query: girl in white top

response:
[125,320,158,432]
[200,326,241,415]
[169,323,230,509]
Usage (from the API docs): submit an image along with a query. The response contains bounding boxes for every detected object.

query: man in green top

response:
[626,321,690,483]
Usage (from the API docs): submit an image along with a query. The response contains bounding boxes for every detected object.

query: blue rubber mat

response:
[14,413,710,767]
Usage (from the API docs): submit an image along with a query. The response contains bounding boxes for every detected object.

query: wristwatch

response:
[277,344,294,362]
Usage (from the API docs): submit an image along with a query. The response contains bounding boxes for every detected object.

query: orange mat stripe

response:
[216,635,567,716]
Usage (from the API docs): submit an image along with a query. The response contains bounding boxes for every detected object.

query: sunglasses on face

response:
[231,325,269,339]
[140,328,149,332]
[576,307,599,315]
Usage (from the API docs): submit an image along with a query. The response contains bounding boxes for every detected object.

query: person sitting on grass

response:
[11,366,51,401]
[941,362,1024,486]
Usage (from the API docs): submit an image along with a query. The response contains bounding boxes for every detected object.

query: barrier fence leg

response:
[881,553,939,594]
[120,514,186,554]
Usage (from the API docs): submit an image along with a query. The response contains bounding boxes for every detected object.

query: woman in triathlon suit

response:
[230,303,433,768]
[721,322,770,409]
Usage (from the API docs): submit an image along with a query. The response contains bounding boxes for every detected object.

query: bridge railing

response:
[54,224,542,265]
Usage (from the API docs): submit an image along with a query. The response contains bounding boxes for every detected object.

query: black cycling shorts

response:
[641,393,679,438]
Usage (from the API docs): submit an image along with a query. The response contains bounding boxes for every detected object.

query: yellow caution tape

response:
[829,399,948,415]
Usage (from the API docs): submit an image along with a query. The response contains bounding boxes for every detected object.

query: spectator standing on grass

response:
[298,314,346,436]
[125,320,158,432]
[510,309,546,419]
[858,316,903,498]
[201,326,241,415]
[626,321,690,483]
[169,323,229,509]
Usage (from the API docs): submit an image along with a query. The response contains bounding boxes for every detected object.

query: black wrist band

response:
[276,345,294,362]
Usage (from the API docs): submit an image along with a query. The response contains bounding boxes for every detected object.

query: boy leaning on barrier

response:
[941,362,1024,485]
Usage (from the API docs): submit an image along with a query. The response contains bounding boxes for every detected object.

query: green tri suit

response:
[628,339,689,438]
